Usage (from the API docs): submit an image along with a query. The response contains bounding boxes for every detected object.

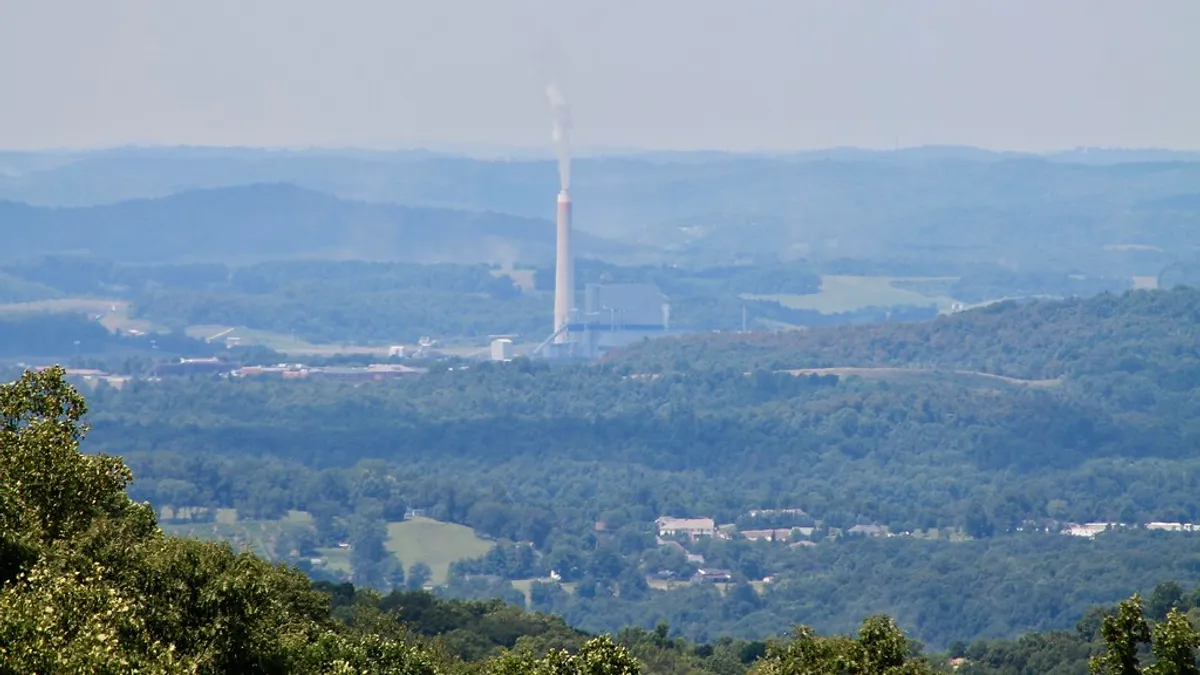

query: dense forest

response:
[8,367,1200,673]
[12,287,1191,648]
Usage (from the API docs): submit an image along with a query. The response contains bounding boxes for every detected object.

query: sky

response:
[0,0,1197,153]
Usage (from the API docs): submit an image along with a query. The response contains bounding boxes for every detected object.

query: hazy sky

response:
[1,0,1196,152]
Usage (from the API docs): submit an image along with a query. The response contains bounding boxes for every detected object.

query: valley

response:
[3,147,1200,674]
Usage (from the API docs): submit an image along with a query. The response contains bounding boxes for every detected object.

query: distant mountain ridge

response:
[3,147,1199,273]
[0,183,629,265]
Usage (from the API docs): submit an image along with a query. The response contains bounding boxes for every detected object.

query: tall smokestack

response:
[553,190,573,343]
[547,85,573,344]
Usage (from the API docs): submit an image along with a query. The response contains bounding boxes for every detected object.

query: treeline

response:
[530,259,822,297]
[133,287,549,343]
[957,581,1200,674]
[94,350,1200,526]
[0,254,925,343]
[611,286,1200,382]
[444,532,1200,649]
[0,311,216,359]
[946,269,1131,304]
[0,254,520,299]
[6,253,1132,346]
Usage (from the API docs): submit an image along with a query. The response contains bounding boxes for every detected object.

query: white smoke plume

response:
[546,84,571,191]
[489,238,520,272]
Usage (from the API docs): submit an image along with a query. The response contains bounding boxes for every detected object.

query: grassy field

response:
[744,275,958,314]
[159,510,493,584]
[0,298,120,315]
[511,578,578,604]
[0,295,536,360]
[160,509,312,560]
[316,546,353,575]
[646,578,683,592]
[182,324,390,356]
[0,297,386,356]
[0,298,161,333]
[511,578,539,605]
[385,517,494,586]
[185,325,525,358]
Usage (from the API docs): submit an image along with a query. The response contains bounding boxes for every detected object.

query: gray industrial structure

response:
[580,282,670,353]
[538,281,670,359]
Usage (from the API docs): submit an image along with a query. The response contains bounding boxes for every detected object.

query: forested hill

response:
[611,287,1200,382]
[0,183,629,265]
[70,287,1200,648]
[13,366,1200,673]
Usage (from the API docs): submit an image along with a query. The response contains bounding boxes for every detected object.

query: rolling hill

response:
[3,147,1200,274]
[0,183,633,265]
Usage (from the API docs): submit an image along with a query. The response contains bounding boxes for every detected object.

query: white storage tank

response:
[490,338,514,362]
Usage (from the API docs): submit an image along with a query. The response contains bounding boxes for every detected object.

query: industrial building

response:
[151,357,229,377]
[577,282,670,355]
[234,363,426,381]
[490,338,514,362]
[536,282,671,359]
[535,86,670,359]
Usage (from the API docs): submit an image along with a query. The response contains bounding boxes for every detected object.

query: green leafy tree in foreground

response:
[486,636,640,675]
[751,615,937,675]
[1148,610,1200,675]
[0,367,445,674]
[0,367,741,675]
[1089,595,1200,675]
[1090,596,1153,675]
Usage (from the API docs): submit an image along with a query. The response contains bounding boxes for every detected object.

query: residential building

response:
[1146,522,1199,532]
[742,527,815,542]
[847,524,891,538]
[1063,522,1118,538]
[691,568,733,584]
[656,516,716,540]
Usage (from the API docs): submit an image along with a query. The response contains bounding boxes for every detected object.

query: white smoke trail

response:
[546,84,571,191]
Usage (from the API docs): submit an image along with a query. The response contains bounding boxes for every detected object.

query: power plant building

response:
[584,281,667,333]
[534,184,670,359]
[536,87,670,359]
[568,282,669,357]
[490,338,514,362]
